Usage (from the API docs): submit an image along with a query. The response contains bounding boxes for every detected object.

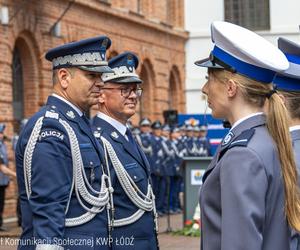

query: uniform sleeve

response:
[220,147,267,250]
[28,119,72,243]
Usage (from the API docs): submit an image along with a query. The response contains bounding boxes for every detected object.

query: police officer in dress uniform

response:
[170,127,184,213]
[136,118,155,181]
[15,36,113,250]
[185,125,196,156]
[177,125,187,157]
[159,124,176,213]
[274,37,300,250]
[196,21,300,250]
[151,121,166,215]
[0,146,16,180]
[91,52,159,250]
[198,125,211,156]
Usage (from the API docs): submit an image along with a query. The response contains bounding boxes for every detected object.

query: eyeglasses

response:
[100,87,143,98]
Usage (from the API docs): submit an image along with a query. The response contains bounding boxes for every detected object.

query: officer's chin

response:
[211,110,226,120]
[125,106,136,117]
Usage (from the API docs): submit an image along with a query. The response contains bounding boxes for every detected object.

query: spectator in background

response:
[274,37,300,250]
[0,124,13,231]
[198,125,211,156]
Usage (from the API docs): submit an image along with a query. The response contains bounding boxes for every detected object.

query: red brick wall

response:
[0,0,188,220]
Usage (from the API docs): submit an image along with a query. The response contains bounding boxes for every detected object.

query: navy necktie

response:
[126,128,135,144]
[126,129,140,155]
[81,115,90,126]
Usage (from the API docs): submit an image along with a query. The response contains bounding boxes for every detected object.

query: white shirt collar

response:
[289,125,300,132]
[230,112,264,131]
[97,112,127,136]
[52,93,83,116]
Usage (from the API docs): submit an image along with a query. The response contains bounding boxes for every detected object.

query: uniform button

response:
[90,161,93,165]
[133,176,137,179]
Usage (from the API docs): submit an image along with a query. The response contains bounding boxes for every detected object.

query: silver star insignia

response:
[111,131,119,138]
[66,110,75,119]
[93,131,101,138]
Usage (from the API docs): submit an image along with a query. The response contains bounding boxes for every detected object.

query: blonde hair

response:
[279,90,300,120]
[211,69,300,231]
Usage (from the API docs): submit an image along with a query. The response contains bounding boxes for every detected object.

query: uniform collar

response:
[96,112,127,137]
[221,113,266,149]
[230,112,264,131]
[52,93,83,117]
[289,125,300,132]
[47,95,84,123]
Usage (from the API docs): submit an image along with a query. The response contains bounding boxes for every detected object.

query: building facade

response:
[185,0,300,113]
[0,0,187,220]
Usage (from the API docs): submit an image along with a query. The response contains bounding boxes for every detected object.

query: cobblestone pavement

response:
[0,213,200,250]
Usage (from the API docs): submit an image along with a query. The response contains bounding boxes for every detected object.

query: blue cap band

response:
[212,46,276,83]
[273,75,300,91]
[285,53,300,64]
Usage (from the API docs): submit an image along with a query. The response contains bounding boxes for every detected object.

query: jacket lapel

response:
[92,117,145,167]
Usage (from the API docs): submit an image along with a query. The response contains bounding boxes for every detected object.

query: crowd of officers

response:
[0,116,212,229]
[0,114,212,232]
[130,118,211,216]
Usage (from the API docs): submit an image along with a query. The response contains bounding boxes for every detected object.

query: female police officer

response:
[274,37,300,250]
[195,21,300,250]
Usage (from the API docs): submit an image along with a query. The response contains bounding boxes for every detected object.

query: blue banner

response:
[178,114,229,155]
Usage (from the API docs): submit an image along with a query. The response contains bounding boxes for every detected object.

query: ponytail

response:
[267,93,300,231]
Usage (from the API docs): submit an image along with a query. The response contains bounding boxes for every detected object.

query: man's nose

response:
[94,78,105,87]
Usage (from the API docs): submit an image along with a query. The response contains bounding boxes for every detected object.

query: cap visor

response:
[194,58,225,69]
[78,65,114,73]
[108,76,143,84]
[282,63,300,80]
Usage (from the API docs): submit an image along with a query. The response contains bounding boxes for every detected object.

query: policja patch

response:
[38,129,64,141]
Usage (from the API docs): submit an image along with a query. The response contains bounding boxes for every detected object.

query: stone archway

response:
[168,65,182,111]
[12,32,41,133]
[134,58,155,124]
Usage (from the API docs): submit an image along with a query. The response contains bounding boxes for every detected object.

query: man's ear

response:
[57,68,71,89]
[98,90,106,104]
[226,79,238,98]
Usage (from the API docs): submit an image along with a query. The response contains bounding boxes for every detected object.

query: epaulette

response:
[44,105,59,120]
[218,128,255,161]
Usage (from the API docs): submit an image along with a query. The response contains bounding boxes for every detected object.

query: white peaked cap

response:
[195,21,289,83]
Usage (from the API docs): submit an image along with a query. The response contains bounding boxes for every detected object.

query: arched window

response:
[12,47,24,133]
[168,66,182,111]
[138,59,154,120]
[224,0,270,30]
